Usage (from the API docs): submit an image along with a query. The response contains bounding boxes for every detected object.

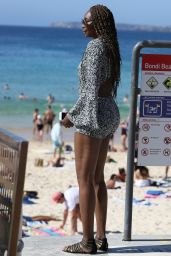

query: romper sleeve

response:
[67,40,107,130]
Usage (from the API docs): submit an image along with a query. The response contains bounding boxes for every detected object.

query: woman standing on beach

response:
[62,4,121,253]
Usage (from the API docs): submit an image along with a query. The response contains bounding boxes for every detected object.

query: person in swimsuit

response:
[62,4,121,253]
[36,114,44,141]
[43,105,56,134]
[32,108,39,135]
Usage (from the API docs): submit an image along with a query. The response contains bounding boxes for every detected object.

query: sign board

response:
[137,54,171,165]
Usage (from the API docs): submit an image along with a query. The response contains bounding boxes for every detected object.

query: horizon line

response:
[0,22,170,29]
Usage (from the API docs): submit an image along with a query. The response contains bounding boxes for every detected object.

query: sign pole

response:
[123,42,142,241]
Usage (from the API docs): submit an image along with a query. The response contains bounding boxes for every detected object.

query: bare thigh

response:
[74,132,102,181]
[94,136,110,183]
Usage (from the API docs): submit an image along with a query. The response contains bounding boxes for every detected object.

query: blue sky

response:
[0,0,171,27]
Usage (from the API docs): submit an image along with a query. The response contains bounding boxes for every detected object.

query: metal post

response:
[123,41,142,241]
[123,40,171,241]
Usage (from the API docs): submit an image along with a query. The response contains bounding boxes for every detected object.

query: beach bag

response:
[65,144,73,152]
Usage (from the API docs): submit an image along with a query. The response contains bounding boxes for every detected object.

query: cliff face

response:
[50,21,171,32]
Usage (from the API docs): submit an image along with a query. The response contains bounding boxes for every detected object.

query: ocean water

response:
[0,25,171,131]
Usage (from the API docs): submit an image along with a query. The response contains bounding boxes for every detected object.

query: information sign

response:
[137,54,171,165]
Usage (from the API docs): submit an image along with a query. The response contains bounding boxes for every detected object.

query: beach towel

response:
[22,196,36,204]
[133,198,158,206]
[49,226,68,236]
[144,190,164,198]
[26,227,67,237]
[146,190,164,195]
[25,220,47,228]
[30,227,50,236]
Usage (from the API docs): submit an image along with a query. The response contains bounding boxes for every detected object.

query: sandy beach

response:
[20,129,171,238]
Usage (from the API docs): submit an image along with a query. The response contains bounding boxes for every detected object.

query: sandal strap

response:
[63,239,97,254]
[82,239,97,252]
[95,237,108,251]
[63,241,85,253]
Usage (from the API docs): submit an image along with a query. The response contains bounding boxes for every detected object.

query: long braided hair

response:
[90,5,121,97]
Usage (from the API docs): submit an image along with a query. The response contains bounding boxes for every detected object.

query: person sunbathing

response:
[115,168,126,182]
[106,174,121,189]
[134,166,151,187]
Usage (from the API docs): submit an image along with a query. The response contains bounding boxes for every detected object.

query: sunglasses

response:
[82,18,93,26]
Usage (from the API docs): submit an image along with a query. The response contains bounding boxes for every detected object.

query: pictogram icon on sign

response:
[142,123,150,131]
[163,148,170,156]
[146,76,158,89]
[142,137,149,144]
[143,100,162,117]
[164,124,171,132]
[163,77,171,89]
[141,148,149,156]
[164,137,171,144]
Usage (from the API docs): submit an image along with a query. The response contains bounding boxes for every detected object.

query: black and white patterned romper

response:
[67,38,120,139]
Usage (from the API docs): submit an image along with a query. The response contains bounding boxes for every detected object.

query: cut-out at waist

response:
[98,95,113,99]
[98,92,112,97]
[98,79,114,97]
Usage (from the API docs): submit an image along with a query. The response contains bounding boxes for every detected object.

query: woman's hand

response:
[62,115,74,128]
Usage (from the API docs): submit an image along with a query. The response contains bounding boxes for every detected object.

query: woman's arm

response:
[60,208,68,228]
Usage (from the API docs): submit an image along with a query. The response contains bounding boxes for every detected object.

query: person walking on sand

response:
[51,120,64,159]
[61,4,121,253]
[52,187,81,235]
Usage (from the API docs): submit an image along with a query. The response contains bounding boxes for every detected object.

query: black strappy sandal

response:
[63,238,97,254]
[95,237,108,251]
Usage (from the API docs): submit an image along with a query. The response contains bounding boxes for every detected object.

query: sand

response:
[22,134,171,237]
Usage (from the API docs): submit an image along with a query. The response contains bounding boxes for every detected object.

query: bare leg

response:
[53,148,57,158]
[38,130,43,142]
[74,132,102,241]
[58,145,63,159]
[165,166,169,179]
[33,122,37,135]
[70,209,78,235]
[121,134,127,151]
[94,136,110,239]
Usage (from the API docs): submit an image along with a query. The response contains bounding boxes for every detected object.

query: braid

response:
[90,5,121,96]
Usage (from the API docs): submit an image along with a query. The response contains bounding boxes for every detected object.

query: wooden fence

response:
[0,128,28,256]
